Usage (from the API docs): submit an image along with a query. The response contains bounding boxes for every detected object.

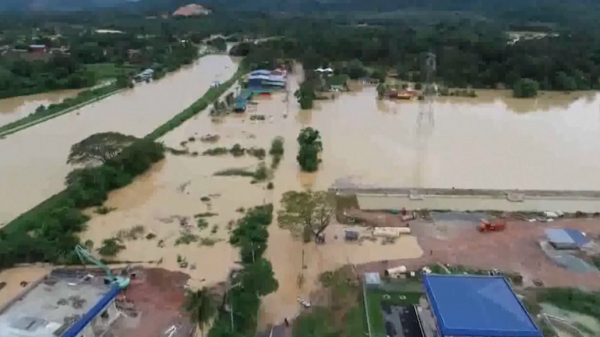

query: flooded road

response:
[0,55,238,225]
[0,90,81,127]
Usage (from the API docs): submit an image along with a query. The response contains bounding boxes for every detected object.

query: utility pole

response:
[417,52,436,127]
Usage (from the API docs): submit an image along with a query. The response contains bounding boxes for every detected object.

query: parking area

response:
[381,304,424,337]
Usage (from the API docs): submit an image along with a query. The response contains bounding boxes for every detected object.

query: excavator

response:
[477,219,506,232]
[75,245,130,289]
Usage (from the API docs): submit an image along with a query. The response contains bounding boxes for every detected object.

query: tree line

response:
[0,134,164,269]
[230,20,600,92]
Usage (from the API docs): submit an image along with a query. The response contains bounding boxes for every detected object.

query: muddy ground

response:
[356,216,600,290]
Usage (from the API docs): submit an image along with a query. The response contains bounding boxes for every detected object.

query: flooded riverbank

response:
[0,55,238,225]
[0,90,82,127]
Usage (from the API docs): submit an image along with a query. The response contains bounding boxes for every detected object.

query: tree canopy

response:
[296,128,322,172]
[67,132,138,166]
[277,190,334,242]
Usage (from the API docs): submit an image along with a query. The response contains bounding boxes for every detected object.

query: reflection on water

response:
[0,90,82,127]
[0,55,238,224]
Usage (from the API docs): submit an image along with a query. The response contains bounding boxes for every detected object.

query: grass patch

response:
[116,225,146,240]
[214,168,255,177]
[196,217,209,230]
[94,206,116,214]
[199,237,219,246]
[175,232,199,245]
[365,288,423,336]
[85,63,139,80]
[195,212,218,218]
[538,288,600,321]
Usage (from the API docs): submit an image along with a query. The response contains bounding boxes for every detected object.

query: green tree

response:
[295,80,316,110]
[512,78,539,98]
[277,190,334,242]
[296,128,322,172]
[183,287,218,337]
[238,258,279,296]
[67,132,138,166]
[377,83,386,99]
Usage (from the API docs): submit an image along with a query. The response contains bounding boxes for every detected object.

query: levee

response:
[331,187,600,213]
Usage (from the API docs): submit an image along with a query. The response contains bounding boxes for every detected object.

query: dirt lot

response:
[109,268,195,337]
[357,217,600,290]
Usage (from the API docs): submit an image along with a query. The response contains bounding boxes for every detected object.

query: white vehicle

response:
[297,297,311,308]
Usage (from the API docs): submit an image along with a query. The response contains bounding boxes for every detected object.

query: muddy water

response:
[0,90,81,127]
[0,55,238,225]
[0,266,50,308]
[77,72,600,326]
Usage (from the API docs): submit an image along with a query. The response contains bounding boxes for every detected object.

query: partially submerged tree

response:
[183,287,218,337]
[97,237,126,257]
[67,132,138,166]
[296,127,322,172]
[277,190,334,242]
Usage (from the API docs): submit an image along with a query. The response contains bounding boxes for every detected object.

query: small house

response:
[28,44,47,54]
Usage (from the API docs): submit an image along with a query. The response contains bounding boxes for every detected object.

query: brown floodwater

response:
[0,55,238,225]
[0,90,82,127]
[77,70,600,326]
[4,67,600,325]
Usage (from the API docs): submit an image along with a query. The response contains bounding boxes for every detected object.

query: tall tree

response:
[67,132,138,166]
[296,127,322,172]
[277,190,334,242]
[184,287,218,337]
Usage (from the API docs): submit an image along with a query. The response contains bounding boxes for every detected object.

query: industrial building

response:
[544,228,590,250]
[247,69,286,89]
[0,269,121,337]
[422,274,542,337]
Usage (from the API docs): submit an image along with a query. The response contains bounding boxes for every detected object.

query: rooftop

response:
[545,228,590,247]
[0,269,117,337]
[422,274,542,337]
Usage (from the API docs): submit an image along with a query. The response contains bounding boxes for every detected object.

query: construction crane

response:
[75,245,130,289]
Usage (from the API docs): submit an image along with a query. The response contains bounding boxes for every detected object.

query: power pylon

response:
[417,52,436,127]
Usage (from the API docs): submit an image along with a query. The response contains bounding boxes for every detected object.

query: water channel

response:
[0,89,82,127]
[0,54,238,225]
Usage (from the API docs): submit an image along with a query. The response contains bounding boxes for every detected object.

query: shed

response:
[545,228,590,250]
[423,274,542,337]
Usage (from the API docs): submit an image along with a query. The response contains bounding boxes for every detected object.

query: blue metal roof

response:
[423,274,542,337]
[61,286,120,337]
[545,228,590,247]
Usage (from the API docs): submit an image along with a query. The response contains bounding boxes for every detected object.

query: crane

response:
[75,244,130,289]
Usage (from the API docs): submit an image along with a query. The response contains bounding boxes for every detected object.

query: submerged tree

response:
[67,132,138,166]
[97,238,126,257]
[277,190,334,242]
[183,287,218,337]
[512,78,539,98]
[296,127,322,172]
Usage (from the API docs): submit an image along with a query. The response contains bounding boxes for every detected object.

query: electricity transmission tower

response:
[413,52,436,187]
[417,52,436,127]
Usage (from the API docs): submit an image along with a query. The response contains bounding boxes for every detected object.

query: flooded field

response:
[0,90,81,127]
[3,67,600,326]
[77,72,600,326]
[0,55,238,225]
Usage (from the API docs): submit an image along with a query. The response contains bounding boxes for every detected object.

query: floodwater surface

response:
[0,55,238,225]
[4,68,600,325]
[78,71,600,326]
[0,90,81,127]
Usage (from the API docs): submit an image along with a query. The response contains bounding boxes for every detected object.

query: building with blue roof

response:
[422,274,542,337]
[545,228,590,250]
[0,269,122,337]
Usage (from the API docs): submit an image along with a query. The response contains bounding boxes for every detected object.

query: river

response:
[0,90,82,127]
[0,54,238,225]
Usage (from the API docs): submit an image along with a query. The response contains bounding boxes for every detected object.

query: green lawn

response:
[85,63,140,80]
[366,289,424,337]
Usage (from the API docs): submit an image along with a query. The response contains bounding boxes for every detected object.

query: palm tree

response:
[183,287,218,337]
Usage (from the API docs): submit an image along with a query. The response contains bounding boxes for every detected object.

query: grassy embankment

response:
[0,65,246,269]
[0,84,123,138]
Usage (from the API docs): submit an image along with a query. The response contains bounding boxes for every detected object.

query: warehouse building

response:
[422,274,542,337]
